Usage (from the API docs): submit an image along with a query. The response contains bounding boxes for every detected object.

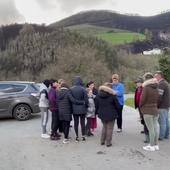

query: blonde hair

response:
[112,74,119,80]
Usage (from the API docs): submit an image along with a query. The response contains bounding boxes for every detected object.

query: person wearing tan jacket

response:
[139,72,159,151]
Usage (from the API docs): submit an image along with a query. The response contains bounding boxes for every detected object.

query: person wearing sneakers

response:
[95,83,120,147]
[58,83,73,144]
[112,74,125,133]
[39,79,50,139]
[69,76,88,142]
[139,72,159,151]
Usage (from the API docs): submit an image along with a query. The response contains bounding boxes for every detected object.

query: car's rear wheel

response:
[13,104,32,121]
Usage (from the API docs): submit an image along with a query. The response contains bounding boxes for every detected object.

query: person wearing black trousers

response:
[69,76,88,142]
[58,83,73,144]
[48,79,61,140]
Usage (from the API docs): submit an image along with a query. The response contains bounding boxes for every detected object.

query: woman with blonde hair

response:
[95,83,120,147]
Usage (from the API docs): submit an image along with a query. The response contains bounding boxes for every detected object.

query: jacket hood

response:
[73,76,83,86]
[143,78,158,89]
[58,87,68,100]
[98,85,116,98]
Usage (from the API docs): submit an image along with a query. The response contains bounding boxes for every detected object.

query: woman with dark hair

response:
[86,81,98,133]
[48,79,61,140]
[39,79,50,139]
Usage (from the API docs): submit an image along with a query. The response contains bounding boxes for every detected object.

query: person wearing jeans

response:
[154,71,170,140]
[143,114,159,147]
[39,79,50,139]
[140,72,159,151]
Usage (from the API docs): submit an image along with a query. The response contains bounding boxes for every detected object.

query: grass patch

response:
[125,98,135,108]
[96,32,145,45]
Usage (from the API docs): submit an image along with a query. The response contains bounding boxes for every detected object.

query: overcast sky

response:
[0,0,170,25]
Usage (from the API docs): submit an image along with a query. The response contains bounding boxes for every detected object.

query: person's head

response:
[60,82,69,89]
[135,78,143,87]
[154,71,164,81]
[58,79,65,89]
[50,79,58,88]
[112,74,119,84]
[43,79,50,88]
[73,76,83,86]
[86,88,93,96]
[86,81,94,89]
[103,82,113,89]
[143,72,154,81]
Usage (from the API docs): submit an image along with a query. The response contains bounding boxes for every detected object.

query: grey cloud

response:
[35,0,110,13]
[0,0,24,25]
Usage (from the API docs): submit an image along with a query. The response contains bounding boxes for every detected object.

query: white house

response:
[143,48,162,55]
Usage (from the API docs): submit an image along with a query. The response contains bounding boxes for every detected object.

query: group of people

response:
[38,74,125,147]
[38,70,170,150]
[134,71,170,151]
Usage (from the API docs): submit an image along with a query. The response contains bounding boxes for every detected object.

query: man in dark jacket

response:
[154,71,170,140]
[95,83,120,147]
[69,76,88,141]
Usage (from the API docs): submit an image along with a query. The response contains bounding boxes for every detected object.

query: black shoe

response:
[101,142,105,145]
[82,136,86,141]
[158,138,163,141]
[140,130,144,134]
[75,137,79,142]
[89,132,94,136]
[143,140,149,143]
[106,144,112,147]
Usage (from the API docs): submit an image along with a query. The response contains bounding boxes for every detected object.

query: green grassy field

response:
[68,24,146,45]
[97,32,145,45]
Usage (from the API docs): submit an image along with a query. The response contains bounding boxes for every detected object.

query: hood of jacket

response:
[73,76,83,86]
[58,87,68,100]
[143,78,158,89]
[98,85,116,98]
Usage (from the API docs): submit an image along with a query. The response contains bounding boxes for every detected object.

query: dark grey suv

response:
[0,81,40,120]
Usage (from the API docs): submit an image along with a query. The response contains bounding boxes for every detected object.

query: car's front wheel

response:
[13,104,32,121]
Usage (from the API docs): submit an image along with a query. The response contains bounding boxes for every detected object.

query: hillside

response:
[0,24,54,51]
[50,10,170,33]
[66,24,145,45]
[0,24,118,83]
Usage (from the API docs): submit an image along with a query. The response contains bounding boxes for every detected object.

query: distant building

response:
[143,48,162,55]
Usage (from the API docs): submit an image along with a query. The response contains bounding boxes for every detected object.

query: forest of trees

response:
[0,24,160,90]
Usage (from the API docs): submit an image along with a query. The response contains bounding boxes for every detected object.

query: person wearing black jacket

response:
[58,83,72,144]
[69,76,88,142]
[95,83,120,147]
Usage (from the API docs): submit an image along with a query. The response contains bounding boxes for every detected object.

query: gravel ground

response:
[0,105,170,170]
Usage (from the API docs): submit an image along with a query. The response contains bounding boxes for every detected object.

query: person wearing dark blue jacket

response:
[69,76,88,141]
[112,74,125,132]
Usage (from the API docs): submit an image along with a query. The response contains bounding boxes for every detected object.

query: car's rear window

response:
[30,84,39,91]
[0,84,26,94]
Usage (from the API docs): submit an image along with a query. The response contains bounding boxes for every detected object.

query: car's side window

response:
[12,85,26,92]
[0,84,13,94]
[0,84,26,94]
